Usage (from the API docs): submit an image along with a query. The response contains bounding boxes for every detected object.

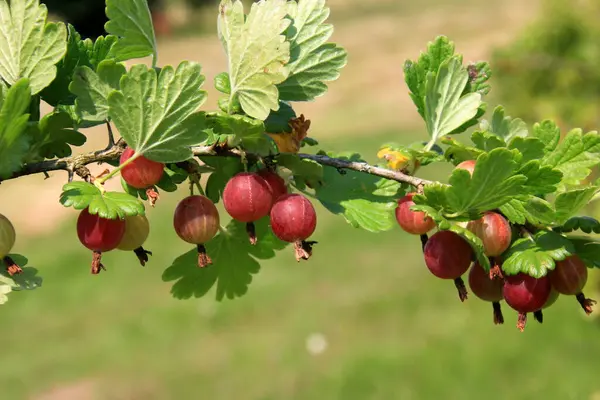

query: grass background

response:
[4,0,600,399]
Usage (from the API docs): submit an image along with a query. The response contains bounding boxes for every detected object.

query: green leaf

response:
[441,136,483,165]
[162,218,288,300]
[419,148,525,218]
[201,157,244,203]
[28,111,86,159]
[502,231,575,278]
[59,181,145,219]
[554,186,600,224]
[277,153,323,188]
[532,120,560,154]
[218,0,291,120]
[40,24,91,106]
[84,35,119,68]
[424,57,482,144]
[480,105,528,141]
[568,236,600,268]
[557,217,600,234]
[70,60,126,123]
[508,137,546,164]
[214,72,231,94]
[264,101,296,133]
[464,61,491,95]
[516,160,562,196]
[542,128,600,187]
[447,224,490,272]
[499,196,555,225]
[104,0,157,63]
[404,36,456,119]
[206,114,275,156]
[470,130,505,152]
[108,62,208,163]
[315,153,402,232]
[0,79,32,179]
[277,0,347,101]
[0,0,67,94]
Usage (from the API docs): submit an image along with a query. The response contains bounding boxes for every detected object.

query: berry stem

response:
[91,251,106,274]
[133,247,153,266]
[294,240,317,262]
[420,233,428,252]
[3,256,22,276]
[146,188,159,207]
[489,257,503,280]
[453,277,468,302]
[576,292,597,315]
[533,309,543,324]
[197,244,212,268]
[95,151,142,187]
[492,301,504,325]
[517,312,527,332]
[246,222,257,245]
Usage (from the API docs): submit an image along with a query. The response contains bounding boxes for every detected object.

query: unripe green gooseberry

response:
[117,214,150,251]
[0,213,16,258]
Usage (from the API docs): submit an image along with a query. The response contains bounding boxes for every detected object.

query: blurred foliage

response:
[492,0,600,131]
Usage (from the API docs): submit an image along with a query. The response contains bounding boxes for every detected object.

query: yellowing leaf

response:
[266,114,310,153]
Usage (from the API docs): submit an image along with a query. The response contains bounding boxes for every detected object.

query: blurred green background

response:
[3,0,600,399]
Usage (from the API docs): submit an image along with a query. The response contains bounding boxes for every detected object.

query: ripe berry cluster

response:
[75,148,318,274]
[396,160,596,331]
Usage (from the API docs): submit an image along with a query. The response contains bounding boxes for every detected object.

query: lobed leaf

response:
[59,181,144,219]
[218,0,291,120]
[277,0,347,101]
[70,60,126,123]
[0,0,67,94]
[557,217,600,234]
[28,110,86,159]
[480,105,528,141]
[568,236,600,268]
[554,186,600,224]
[205,114,276,157]
[108,62,208,163]
[314,153,402,232]
[499,196,555,225]
[162,218,288,300]
[104,0,157,63]
[0,79,32,179]
[277,153,323,188]
[502,231,575,278]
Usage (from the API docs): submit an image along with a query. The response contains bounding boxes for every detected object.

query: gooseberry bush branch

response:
[2,0,600,331]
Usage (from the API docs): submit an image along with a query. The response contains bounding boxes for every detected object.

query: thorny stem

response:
[1,143,433,189]
[105,121,116,149]
[454,277,468,302]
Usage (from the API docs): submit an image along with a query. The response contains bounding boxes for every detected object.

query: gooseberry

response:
[270,193,317,261]
[550,255,596,315]
[120,147,165,189]
[395,193,436,235]
[117,214,152,266]
[77,208,126,274]
[456,159,476,175]
[174,195,220,267]
[466,212,512,257]
[503,273,551,331]
[258,169,288,202]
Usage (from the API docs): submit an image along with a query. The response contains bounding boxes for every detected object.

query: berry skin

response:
[468,261,503,302]
[423,230,473,279]
[174,195,220,267]
[550,255,588,295]
[258,169,288,202]
[270,194,317,242]
[0,213,16,258]
[120,147,165,189]
[543,288,560,309]
[466,212,512,257]
[117,214,150,251]
[223,172,274,223]
[174,195,220,245]
[456,159,476,175]
[503,273,551,313]
[77,208,125,252]
[395,193,436,235]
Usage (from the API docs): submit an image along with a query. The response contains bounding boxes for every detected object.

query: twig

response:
[1,143,434,188]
